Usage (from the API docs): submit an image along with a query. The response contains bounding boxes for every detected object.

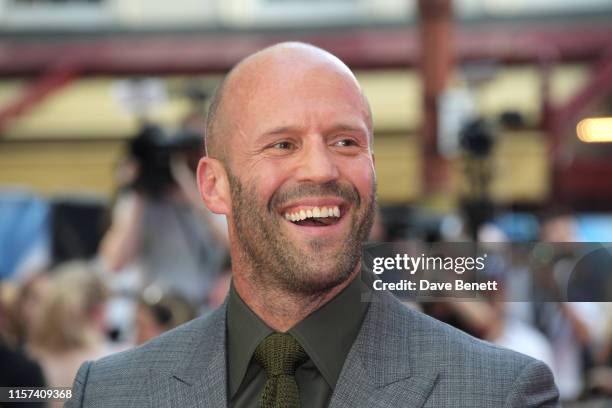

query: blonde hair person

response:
[28,261,109,396]
[10,272,51,347]
[135,291,197,345]
[0,281,19,346]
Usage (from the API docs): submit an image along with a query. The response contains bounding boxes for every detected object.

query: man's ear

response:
[197,157,231,215]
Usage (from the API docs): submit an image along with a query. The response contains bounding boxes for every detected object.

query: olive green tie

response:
[254,333,307,408]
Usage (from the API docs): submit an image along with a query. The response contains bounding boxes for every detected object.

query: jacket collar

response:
[329,289,439,408]
[149,301,229,408]
[147,287,439,408]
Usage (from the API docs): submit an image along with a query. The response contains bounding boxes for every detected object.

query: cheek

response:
[342,157,375,198]
[242,165,287,204]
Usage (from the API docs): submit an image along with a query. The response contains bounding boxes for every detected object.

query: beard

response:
[227,170,376,296]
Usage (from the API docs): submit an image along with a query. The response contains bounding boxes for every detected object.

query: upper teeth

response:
[284,206,341,222]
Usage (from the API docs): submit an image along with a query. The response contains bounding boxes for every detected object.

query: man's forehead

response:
[230,42,358,86]
[207,42,372,159]
[223,43,364,109]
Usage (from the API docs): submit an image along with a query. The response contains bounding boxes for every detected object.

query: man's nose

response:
[294,138,340,183]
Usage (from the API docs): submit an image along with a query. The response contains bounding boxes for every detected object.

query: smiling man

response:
[67,43,559,407]
[201,42,376,333]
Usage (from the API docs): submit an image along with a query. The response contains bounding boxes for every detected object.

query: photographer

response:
[99,125,228,306]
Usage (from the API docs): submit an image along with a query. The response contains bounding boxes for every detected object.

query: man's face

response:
[223,62,376,295]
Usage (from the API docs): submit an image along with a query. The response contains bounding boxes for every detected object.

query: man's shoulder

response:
[88,311,216,379]
[375,293,548,377]
[66,308,227,407]
[344,292,558,406]
[405,303,526,355]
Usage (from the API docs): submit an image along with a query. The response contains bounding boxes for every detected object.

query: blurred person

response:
[135,292,196,345]
[27,261,110,395]
[99,126,228,305]
[534,209,607,401]
[582,288,612,398]
[8,272,51,347]
[1,282,47,406]
[484,281,556,376]
[0,280,18,344]
[0,340,47,406]
[540,210,576,243]
[477,223,555,371]
[67,43,557,407]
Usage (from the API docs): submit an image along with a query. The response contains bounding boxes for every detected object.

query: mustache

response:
[268,180,361,213]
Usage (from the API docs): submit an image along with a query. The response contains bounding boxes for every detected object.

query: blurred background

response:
[0,0,612,405]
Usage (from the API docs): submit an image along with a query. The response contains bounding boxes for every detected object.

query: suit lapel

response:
[142,285,439,407]
[329,291,439,408]
[148,302,229,408]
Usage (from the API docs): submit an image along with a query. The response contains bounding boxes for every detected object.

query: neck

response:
[232,264,360,332]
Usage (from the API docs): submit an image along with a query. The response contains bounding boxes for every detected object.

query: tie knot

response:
[254,333,307,378]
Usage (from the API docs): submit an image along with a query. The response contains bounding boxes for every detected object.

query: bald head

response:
[205,42,372,162]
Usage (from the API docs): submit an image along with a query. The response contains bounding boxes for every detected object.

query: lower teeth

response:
[292,217,336,226]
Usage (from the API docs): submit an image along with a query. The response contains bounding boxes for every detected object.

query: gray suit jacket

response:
[66,290,559,407]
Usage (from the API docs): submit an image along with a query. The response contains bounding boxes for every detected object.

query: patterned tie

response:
[254,333,308,408]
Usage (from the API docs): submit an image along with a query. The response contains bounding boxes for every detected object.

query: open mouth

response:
[283,205,342,227]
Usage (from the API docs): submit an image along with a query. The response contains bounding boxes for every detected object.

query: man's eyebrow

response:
[260,125,302,137]
[327,123,368,134]
[261,123,367,137]
[252,121,372,151]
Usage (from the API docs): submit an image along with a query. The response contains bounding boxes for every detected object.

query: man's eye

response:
[334,139,358,147]
[271,141,294,150]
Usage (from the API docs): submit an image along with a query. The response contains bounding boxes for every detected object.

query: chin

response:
[286,262,356,295]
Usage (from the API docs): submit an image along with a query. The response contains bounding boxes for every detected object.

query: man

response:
[67,42,559,407]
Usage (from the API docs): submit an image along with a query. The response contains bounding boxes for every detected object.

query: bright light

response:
[576,117,612,143]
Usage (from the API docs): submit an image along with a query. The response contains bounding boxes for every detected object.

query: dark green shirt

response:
[227,273,370,407]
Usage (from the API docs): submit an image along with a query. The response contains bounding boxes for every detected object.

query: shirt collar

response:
[227,284,273,397]
[288,271,369,388]
[226,271,370,397]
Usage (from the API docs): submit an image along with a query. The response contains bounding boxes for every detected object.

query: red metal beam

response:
[419,0,454,193]
[551,53,612,137]
[0,62,80,131]
[0,25,611,76]
[547,51,612,205]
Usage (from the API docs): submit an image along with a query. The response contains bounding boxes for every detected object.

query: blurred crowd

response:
[0,122,232,407]
[412,210,612,404]
[1,124,611,406]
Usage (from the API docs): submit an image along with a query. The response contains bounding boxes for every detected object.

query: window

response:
[12,0,103,4]
[4,0,112,29]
